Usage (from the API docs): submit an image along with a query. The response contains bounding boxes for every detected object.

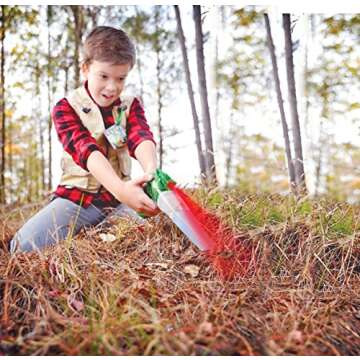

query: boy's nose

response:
[105,80,118,92]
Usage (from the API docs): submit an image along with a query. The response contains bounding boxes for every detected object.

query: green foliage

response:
[296,200,313,216]
[207,192,224,207]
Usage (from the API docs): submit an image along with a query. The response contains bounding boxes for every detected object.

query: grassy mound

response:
[1,189,359,355]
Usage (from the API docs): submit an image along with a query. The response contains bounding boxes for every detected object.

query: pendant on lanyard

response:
[104,104,128,149]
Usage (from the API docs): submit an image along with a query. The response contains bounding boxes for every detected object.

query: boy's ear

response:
[81,62,89,79]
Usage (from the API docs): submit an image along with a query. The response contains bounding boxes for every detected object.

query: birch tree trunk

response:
[0,5,5,203]
[174,5,206,179]
[264,13,296,195]
[193,5,217,184]
[283,14,307,195]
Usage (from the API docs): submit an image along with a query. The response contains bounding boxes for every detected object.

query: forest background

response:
[0,4,359,205]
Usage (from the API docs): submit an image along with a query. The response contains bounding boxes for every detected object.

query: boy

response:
[10,26,159,253]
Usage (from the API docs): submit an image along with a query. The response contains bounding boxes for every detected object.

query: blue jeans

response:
[9,197,143,254]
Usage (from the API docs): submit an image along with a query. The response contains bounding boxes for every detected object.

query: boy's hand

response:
[144,170,155,181]
[119,174,160,217]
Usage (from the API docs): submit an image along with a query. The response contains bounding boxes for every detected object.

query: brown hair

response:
[82,26,136,67]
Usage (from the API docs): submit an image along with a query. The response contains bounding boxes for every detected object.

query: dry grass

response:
[0,189,360,355]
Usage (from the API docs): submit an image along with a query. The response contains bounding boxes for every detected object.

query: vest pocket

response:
[61,154,89,176]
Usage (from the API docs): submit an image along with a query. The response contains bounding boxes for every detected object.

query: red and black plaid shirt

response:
[52,82,155,208]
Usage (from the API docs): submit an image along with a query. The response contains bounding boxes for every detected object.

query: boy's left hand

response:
[144,168,156,180]
[142,172,160,217]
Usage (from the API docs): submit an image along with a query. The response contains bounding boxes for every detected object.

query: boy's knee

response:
[9,232,35,254]
[10,224,72,254]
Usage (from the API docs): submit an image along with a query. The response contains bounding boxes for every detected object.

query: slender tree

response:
[174,5,206,179]
[46,6,53,191]
[283,14,307,195]
[86,5,99,30]
[70,5,83,88]
[0,5,6,203]
[193,5,217,184]
[133,6,146,102]
[264,13,296,195]
[35,58,45,194]
[154,8,164,168]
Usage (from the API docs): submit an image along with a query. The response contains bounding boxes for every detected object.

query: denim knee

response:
[9,231,35,254]
[9,224,70,254]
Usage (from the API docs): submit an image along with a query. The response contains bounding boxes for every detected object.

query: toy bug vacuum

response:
[143,169,252,279]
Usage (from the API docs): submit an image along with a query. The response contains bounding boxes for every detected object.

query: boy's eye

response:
[101,74,108,79]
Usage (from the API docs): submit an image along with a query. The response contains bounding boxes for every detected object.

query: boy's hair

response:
[82,26,136,67]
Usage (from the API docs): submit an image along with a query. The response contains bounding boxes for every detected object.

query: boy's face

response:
[82,60,131,107]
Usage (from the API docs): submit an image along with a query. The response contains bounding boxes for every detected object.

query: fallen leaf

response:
[99,233,116,242]
[183,264,200,277]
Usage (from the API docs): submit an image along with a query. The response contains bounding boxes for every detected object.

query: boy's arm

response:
[134,140,157,177]
[87,150,158,216]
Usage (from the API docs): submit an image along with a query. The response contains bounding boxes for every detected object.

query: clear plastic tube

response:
[157,191,208,250]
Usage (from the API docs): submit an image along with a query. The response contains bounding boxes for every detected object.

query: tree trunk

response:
[174,5,206,179]
[193,5,217,184]
[283,14,307,195]
[0,5,5,203]
[7,116,12,202]
[70,5,83,88]
[86,5,98,29]
[35,59,45,194]
[63,36,70,95]
[64,66,69,95]
[26,146,32,202]
[134,6,145,103]
[264,13,296,195]
[154,12,163,169]
[301,14,310,133]
[156,51,163,169]
[47,6,52,191]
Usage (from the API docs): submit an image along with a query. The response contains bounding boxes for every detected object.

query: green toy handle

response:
[138,169,175,218]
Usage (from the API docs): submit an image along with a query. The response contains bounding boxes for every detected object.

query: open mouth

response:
[102,94,114,100]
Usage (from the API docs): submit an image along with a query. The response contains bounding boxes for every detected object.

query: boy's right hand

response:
[118,174,160,217]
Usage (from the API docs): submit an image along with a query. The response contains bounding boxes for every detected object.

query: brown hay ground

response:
[0,189,360,355]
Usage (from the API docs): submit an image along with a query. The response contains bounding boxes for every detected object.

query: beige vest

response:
[59,86,134,193]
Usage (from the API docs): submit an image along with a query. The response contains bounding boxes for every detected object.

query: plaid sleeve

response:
[52,98,105,170]
[126,97,156,158]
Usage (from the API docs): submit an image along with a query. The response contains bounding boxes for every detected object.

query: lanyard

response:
[115,105,127,126]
